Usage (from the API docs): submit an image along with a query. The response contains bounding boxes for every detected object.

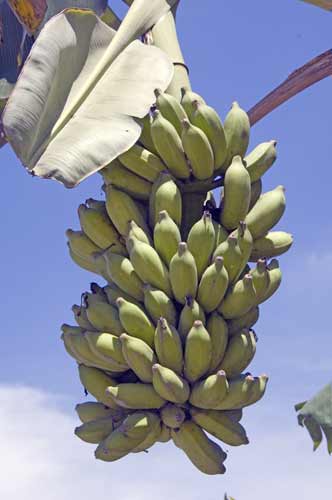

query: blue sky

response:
[0,0,331,498]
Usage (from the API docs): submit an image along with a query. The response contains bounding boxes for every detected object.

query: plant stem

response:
[181,191,206,239]
[248,49,332,126]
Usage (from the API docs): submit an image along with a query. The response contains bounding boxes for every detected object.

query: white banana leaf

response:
[3,0,177,187]
[301,0,332,10]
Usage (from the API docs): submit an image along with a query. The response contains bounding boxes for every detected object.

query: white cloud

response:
[0,384,331,500]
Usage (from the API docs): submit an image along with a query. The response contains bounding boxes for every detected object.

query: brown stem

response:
[181,192,206,239]
[248,49,332,126]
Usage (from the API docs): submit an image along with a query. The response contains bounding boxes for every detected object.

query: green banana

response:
[184,320,212,383]
[72,304,96,331]
[245,185,286,240]
[218,329,257,377]
[232,222,254,282]
[78,203,123,250]
[187,211,215,278]
[78,365,118,408]
[250,231,293,261]
[154,318,183,374]
[160,403,186,429]
[190,408,249,446]
[218,274,257,319]
[127,236,172,297]
[90,282,108,301]
[207,312,229,373]
[119,333,157,383]
[106,383,166,409]
[127,220,151,246]
[205,190,217,209]
[103,250,144,302]
[227,307,259,336]
[180,87,206,121]
[85,198,108,214]
[181,118,214,180]
[85,331,128,369]
[191,100,227,169]
[220,156,251,230]
[212,220,229,249]
[149,172,182,228]
[137,113,158,155]
[260,259,282,303]
[66,229,101,261]
[95,427,141,462]
[171,421,227,475]
[116,297,155,347]
[118,143,165,182]
[101,161,152,201]
[178,296,206,341]
[104,282,141,308]
[75,417,114,444]
[213,232,243,284]
[158,424,171,442]
[75,402,125,423]
[224,101,250,166]
[249,179,263,210]
[152,363,190,404]
[243,374,269,407]
[132,417,162,452]
[249,258,270,302]
[244,140,277,183]
[197,256,229,313]
[84,293,123,335]
[68,247,100,275]
[143,284,177,326]
[105,185,150,237]
[169,242,198,304]
[154,88,188,136]
[214,374,255,410]
[154,210,181,266]
[150,109,190,179]
[62,325,108,369]
[189,371,229,409]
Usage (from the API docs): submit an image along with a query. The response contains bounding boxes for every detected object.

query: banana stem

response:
[181,191,206,239]
[151,2,191,101]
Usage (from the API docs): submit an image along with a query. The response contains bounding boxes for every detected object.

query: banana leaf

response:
[295,382,332,454]
[3,5,174,187]
[301,0,332,9]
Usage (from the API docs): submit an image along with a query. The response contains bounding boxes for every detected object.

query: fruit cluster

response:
[63,88,292,475]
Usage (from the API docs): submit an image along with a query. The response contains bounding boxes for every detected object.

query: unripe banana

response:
[154,210,181,266]
[245,185,286,240]
[132,417,162,453]
[243,374,269,407]
[84,293,123,335]
[223,409,243,422]
[72,304,96,331]
[212,220,229,249]
[152,364,190,404]
[250,231,293,261]
[150,109,190,179]
[169,242,198,304]
[75,402,126,424]
[218,329,257,377]
[154,318,183,374]
[106,383,166,409]
[69,247,100,275]
[127,220,151,246]
[190,408,249,446]
[160,403,186,429]
[249,179,263,210]
[154,88,188,136]
[78,365,118,408]
[213,233,243,284]
[224,101,250,166]
[184,320,212,383]
[90,282,108,301]
[104,283,141,308]
[197,256,229,313]
[220,156,251,231]
[95,426,142,462]
[191,100,227,169]
[105,185,150,237]
[218,274,257,319]
[214,374,255,410]
[75,417,114,444]
[149,172,182,228]
[137,113,158,155]
[187,211,215,278]
[119,333,157,383]
[227,306,259,336]
[249,258,270,302]
[78,204,122,250]
[178,296,206,341]
[62,325,107,369]
[101,162,152,201]
[244,140,277,183]
[116,297,155,347]
[207,312,229,373]
[180,87,206,121]
[127,236,172,297]
[171,421,227,475]
[260,259,282,303]
[189,371,229,409]
[103,250,144,302]
[181,119,214,180]
[143,284,177,326]
[118,143,165,182]
[158,424,171,442]
[85,198,108,214]
[91,252,115,281]
[66,229,101,261]
[85,331,128,369]
[232,222,254,282]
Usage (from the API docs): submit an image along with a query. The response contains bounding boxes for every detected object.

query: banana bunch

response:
[63,88,293,475]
